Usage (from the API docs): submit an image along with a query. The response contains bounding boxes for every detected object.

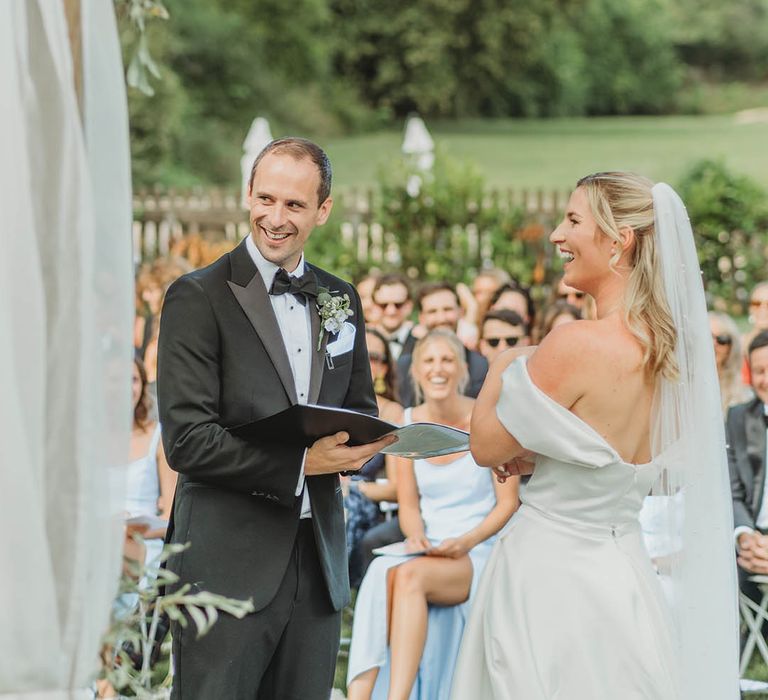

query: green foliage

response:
[575,0,682,115]
[677,159,768,312]
[664,0,768,80]
[376,151,527,283]
[99,540,255,697]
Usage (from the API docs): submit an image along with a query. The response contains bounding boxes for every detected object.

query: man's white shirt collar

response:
[245,234,305,286]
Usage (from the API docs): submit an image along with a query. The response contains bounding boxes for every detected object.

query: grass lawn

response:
[324,115,768,191]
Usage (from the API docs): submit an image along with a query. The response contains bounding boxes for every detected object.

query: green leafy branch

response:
[115,0,169,96]
[99,539,255,697]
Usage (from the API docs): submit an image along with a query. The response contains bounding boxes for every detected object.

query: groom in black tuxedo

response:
[157,138,393,699]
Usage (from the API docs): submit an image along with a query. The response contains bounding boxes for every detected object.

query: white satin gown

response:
[450,357,681,700]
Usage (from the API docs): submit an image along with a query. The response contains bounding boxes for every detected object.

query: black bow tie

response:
[269,268,319,306]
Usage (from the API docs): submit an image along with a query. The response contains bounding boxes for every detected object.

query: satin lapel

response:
[227,245,297,404]
[746,403,767,514]
[308,267,329,405]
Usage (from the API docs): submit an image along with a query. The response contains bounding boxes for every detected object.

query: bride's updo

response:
[576,172,678,381]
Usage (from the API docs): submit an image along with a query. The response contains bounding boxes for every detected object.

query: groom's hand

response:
[305,432,397,476]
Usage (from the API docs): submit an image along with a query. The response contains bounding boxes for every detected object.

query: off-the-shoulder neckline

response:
[512,356,655,469]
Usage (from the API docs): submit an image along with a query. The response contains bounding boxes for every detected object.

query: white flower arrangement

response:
[316,287,353,350]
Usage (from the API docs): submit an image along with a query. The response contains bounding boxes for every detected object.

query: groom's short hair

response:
[248,137,332,205]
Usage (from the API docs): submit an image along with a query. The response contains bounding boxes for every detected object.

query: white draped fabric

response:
[0,1,132,696]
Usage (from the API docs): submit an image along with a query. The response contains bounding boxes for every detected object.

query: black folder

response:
[229,404,469,459]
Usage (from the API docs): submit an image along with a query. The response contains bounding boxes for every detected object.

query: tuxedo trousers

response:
[170,519,342,700]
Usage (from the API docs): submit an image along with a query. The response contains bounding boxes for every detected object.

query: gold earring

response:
[374,374,386,395]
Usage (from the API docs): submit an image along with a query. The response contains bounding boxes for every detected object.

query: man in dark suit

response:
[728,330,768,605]
[157,138,393,699]
[396,282,488,407]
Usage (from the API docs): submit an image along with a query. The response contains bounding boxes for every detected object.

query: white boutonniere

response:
[316,287,354,350]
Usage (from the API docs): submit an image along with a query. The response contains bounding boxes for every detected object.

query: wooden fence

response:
[132,186,568,268]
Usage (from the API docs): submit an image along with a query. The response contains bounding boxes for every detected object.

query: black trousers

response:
[171,520,342,700]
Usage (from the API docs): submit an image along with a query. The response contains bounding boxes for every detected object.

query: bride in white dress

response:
[451,173,740,699]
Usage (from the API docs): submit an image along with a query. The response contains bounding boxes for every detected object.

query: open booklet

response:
[229,403,469,460]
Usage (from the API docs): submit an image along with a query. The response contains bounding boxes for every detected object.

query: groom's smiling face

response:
[248,152,333,272]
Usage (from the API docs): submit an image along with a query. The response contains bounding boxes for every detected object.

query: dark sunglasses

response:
[368,352,387,363]
[712,334,732,346]
[375,299,409,310]
[485,337,522,348]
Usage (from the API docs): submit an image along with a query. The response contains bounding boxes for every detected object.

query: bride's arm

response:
[470,347,535,467]
[471,324,589,467]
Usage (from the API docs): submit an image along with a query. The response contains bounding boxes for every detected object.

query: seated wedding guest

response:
[551,273,587,310]
[373,273,418,360]
[550,272,597,320]
[133,262,166,360]
[397,283,488,407]
[455,282,480,350]
[346,329,518,700]
[710,311,752,416]
[488,280,537,332]
[478,309,531,364]
[743,282,768,384]
[347,327,405,587]
[124,356,176,567]
[728,331,768,609]
[471,268,512,324]
[357,272,382,326]
[535,299,582,343]
[97,358,177,699]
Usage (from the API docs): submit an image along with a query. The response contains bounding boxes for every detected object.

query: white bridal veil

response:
[0,1,132,696]
[650,183,741,698]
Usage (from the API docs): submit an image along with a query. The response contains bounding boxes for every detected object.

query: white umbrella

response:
[240,116,273,208]
[401,115,434,171]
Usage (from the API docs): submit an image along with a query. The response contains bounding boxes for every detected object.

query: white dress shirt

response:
[388,321,414,361]
[246,235,313,517]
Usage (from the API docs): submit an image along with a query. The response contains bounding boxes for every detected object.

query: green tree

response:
[677,159,768,312]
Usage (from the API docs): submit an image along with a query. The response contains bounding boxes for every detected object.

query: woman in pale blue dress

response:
[347,329,518,700]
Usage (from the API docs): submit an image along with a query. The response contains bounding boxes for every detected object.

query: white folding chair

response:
[740,575,768,676]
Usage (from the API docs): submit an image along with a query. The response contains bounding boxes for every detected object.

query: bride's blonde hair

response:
[576,172,678,380]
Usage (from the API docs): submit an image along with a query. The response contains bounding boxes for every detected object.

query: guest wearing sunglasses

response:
[488,281,537,331]
[372,273,417,360]
[479,310,531,364]
[397,283,489,407]
[535,300,582,343]
[709,311,752,416]
[550,273,596,320]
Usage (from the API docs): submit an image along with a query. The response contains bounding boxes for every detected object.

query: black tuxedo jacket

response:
[157,240,377,612]
[727,397,767,530]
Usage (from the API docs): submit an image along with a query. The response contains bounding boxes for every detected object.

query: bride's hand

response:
[494,450,537,482]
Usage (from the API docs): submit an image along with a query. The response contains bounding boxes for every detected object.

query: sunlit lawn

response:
[325,115,768,191]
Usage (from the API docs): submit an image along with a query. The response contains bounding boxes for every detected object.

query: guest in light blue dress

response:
[346,329,519,700]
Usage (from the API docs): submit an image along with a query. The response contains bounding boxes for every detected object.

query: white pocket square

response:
[326,322,356,358]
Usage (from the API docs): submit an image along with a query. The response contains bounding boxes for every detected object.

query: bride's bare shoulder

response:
[527,320,617,406]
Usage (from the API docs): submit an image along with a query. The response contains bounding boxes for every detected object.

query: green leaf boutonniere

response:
[316,287,354,351]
